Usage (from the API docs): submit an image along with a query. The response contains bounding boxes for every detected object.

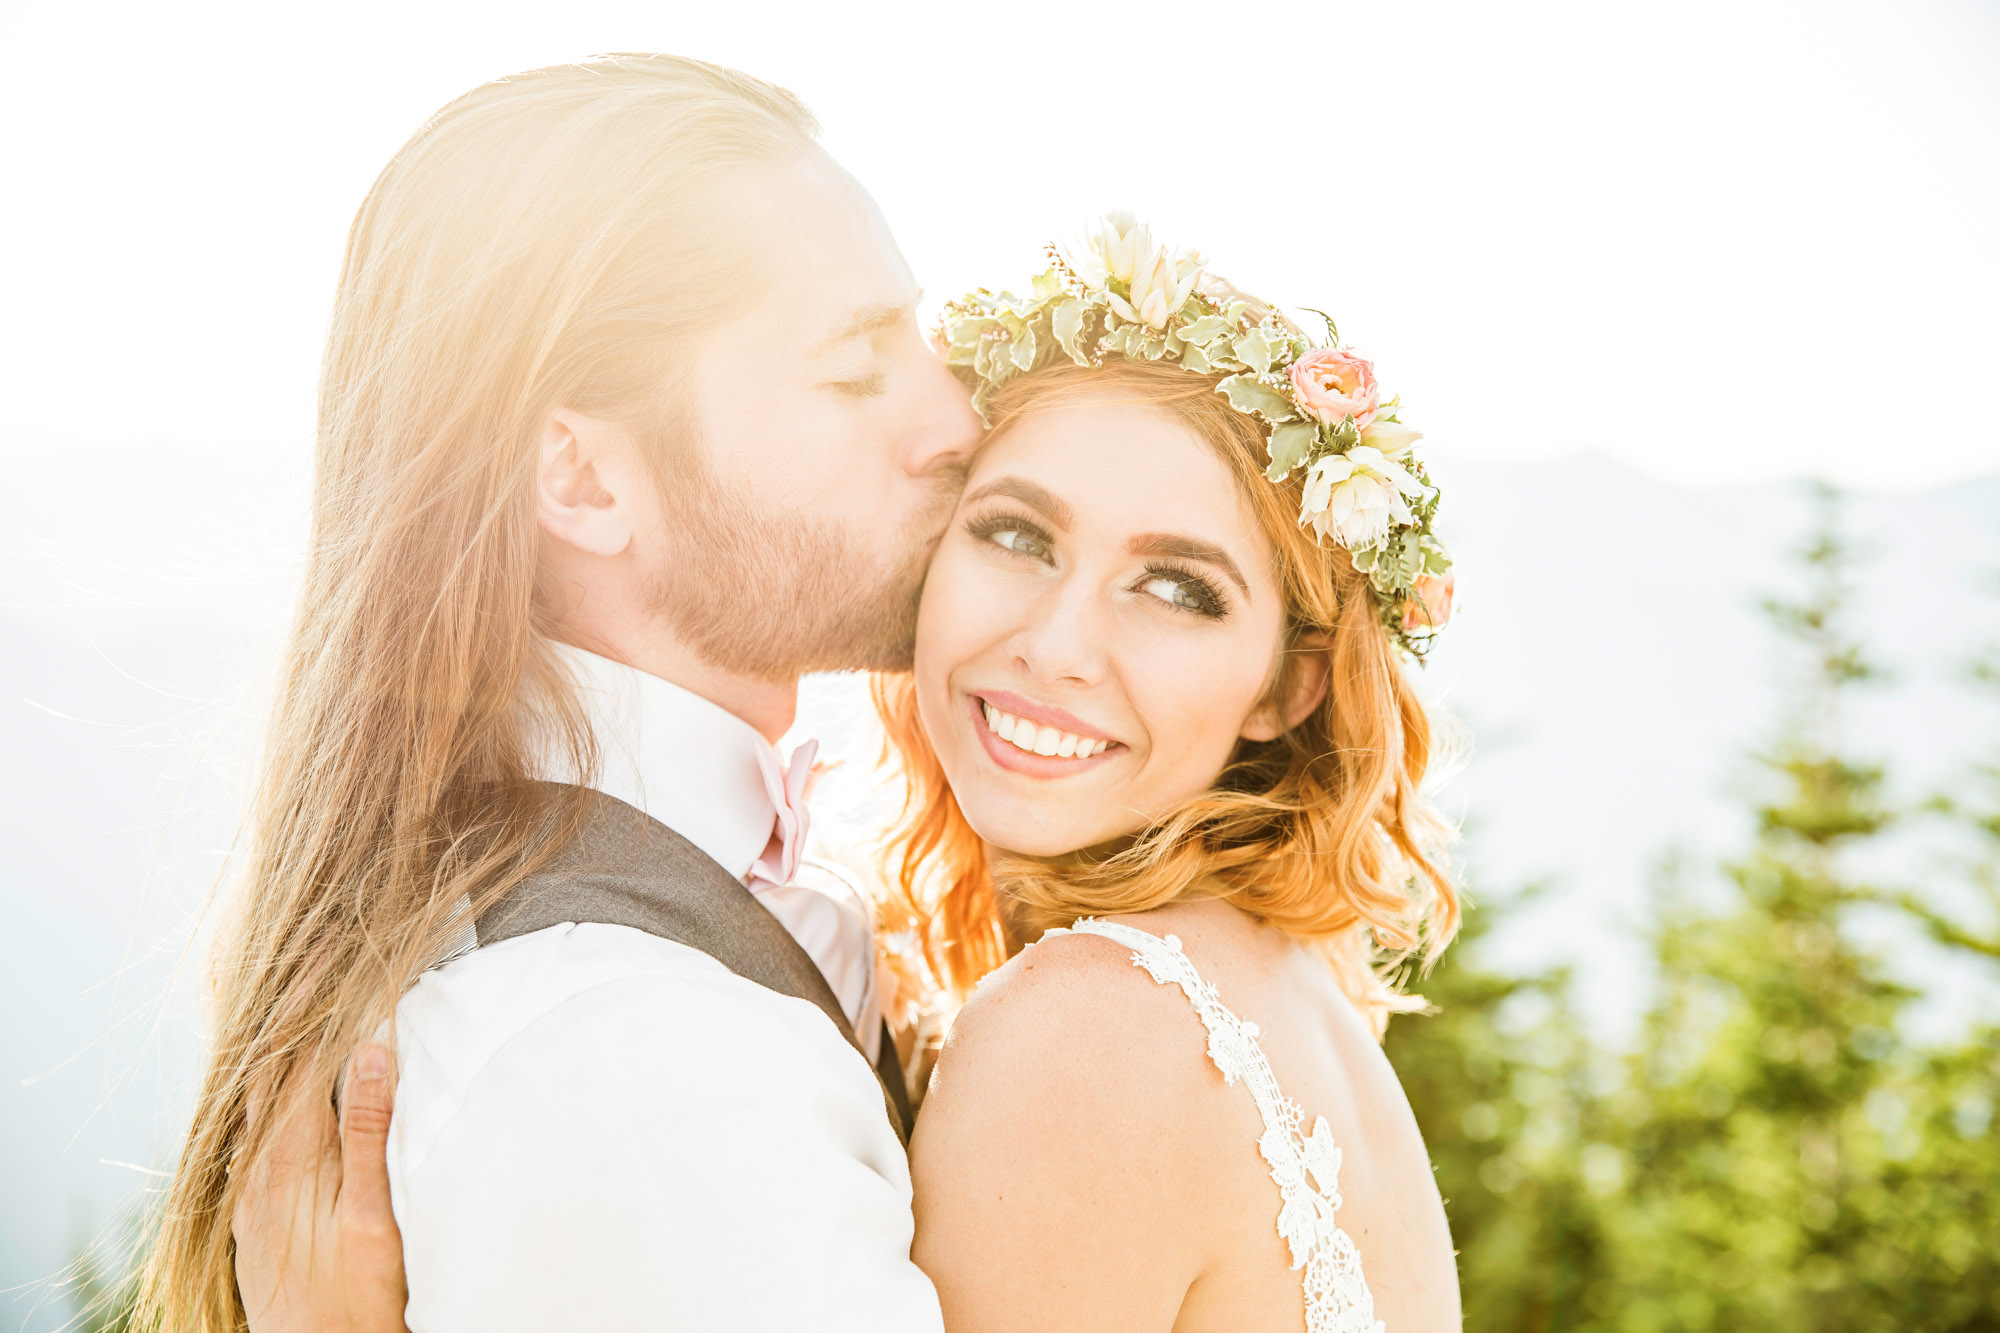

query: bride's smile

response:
[913,390,1301,859]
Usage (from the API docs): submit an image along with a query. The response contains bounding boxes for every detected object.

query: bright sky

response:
[2,0,1995,489]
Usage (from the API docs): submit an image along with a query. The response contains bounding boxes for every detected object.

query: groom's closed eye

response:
[831,371,889,397]
[816,299,920,398]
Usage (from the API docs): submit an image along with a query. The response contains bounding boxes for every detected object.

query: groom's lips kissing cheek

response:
[965,688,1125,778]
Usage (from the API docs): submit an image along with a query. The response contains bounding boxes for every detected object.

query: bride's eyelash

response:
[963,513,1227,619]
[964,511,1054,558]
[1142,560,1230,620]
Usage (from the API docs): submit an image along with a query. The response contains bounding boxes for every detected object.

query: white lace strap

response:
[1041,918,1385,1333]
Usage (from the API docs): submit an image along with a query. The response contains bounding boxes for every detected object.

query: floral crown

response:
[939,214,1454,660]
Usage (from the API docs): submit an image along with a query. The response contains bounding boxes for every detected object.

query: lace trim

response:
[1042,918,1385,1333]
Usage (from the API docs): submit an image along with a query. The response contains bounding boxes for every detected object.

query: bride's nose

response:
[1008,576,1108,688]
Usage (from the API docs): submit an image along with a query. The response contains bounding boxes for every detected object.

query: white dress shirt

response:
[547,644,882,1052]
[385,646,940,1332]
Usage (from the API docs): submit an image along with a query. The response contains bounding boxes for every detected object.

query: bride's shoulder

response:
[927,918,1226,1138]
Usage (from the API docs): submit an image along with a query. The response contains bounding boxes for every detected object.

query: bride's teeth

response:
[982,703,1113,760]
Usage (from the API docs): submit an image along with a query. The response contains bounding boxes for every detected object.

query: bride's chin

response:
[959,808,1122,863]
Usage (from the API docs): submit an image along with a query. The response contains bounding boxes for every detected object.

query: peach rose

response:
[1290,347,1380,428]
[1400,571,1455,634]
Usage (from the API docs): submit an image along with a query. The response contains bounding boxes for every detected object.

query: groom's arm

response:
[392,965,941,1333]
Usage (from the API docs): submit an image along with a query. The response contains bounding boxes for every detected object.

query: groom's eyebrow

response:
[962,477,1074,529]
[1129,533,1250,595]
[812,294,921,356]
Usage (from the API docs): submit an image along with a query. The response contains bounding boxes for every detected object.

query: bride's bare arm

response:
[909,935,1226,1332]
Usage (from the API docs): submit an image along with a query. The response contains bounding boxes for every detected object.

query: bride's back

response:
[911,896,1460,1333]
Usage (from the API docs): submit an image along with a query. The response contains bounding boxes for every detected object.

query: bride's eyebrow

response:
[961,476,1074,530]
[1128,533,1249,596]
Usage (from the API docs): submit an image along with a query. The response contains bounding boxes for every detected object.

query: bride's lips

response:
[965,690,1125,779]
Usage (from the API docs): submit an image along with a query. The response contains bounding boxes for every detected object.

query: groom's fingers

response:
[234,1068,334,1243]
[337,1041,409,1328]
[337,1041,397,1229]
[234,1068,339,1329]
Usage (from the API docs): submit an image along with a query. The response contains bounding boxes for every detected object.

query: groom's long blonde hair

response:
[138,55,817,1330]
[874,357,1459,1034]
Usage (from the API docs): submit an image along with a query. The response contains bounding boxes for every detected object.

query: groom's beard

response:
[647,451,960,681]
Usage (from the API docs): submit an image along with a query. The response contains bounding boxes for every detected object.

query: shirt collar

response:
[545,642,780,882]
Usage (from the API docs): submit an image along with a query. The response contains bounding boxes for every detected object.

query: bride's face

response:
[912,391,1291,857]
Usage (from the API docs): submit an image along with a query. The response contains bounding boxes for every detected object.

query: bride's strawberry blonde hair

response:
[871,355,1459,1036]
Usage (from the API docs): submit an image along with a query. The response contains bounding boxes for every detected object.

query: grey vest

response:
[476,786,913,1146]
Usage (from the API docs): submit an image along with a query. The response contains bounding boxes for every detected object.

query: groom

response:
[231,55,978,1330]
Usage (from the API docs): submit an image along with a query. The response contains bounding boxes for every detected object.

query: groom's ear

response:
[1239,631,1333,743]
[535,408,640,558]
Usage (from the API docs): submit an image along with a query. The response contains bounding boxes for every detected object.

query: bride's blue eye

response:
[968,514,1053,562]
[1137,564,1227,619]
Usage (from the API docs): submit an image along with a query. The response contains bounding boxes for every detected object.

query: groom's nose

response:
[899,353,981,481]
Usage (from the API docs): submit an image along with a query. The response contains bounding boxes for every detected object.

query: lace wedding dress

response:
[1040,919,1386,1333]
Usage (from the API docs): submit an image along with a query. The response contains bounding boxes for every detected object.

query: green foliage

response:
[1384,884,1616,1328]
[1391,483,2000,1330]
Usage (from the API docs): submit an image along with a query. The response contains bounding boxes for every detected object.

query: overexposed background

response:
[3,2,1997,1325]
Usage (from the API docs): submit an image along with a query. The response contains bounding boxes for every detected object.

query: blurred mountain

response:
[2,442,1995,1324]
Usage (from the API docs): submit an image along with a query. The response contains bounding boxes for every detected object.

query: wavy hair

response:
[137,55,818,1330]
[872,356,1458,1034]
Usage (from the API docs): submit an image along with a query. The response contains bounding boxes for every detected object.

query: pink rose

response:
[1290,347,1381,427]
[1400,571,1454,634]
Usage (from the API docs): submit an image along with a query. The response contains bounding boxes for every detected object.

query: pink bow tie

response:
[748,738,818,894]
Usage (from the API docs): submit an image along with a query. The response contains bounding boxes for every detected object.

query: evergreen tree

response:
[1397,484,1998,1330]
[1588,484,1996,1331]
[1387,878,1613,1330]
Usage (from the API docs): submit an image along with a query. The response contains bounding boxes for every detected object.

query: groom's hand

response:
[232,1042,411,1333]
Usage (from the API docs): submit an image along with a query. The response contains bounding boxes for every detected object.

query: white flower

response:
[1065,212,1153,290]
[1298,445,1426,549]
[1358,419,1422,460]
[1107,244,1203,330]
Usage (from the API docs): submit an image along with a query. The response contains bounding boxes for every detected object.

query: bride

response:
[239,218,1463,1331]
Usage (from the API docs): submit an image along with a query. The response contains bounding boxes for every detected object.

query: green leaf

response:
[1009,325,1038,372]
[1129,328,1168,361]
[1216,374,1299,424]
[1330,417,1361,452]
[944,316,994,364]
[1234,327,1276,376]
[1177,313,1233,346]
[1031,267,1064,301]
[1051,298,1087,364]
[1180,342,1212,375]
[1203,345,1247,374]
[1265,421,1317,481]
